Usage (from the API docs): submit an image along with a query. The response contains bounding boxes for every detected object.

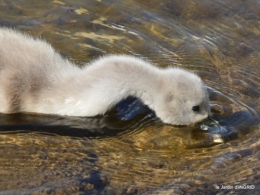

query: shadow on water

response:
[0,97,155,138]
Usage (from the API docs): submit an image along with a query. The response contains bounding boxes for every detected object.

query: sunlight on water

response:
[0,0,260,194]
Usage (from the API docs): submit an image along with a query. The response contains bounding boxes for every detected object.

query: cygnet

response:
[0,28,210,125]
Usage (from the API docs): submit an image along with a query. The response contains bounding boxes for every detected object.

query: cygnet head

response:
[153,68,210,125]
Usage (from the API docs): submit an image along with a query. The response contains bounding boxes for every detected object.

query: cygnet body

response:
[0,28,210,125]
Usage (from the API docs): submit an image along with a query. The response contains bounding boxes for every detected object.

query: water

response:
[0,0,260,194]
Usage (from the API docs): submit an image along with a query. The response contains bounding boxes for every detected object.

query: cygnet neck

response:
[35,56,161,116]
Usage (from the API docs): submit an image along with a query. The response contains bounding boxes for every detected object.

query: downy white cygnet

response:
[0,28,210,125]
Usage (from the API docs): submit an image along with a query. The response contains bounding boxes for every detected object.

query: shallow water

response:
[0,0,260,194]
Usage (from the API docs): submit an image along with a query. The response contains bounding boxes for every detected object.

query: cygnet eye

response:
[192,105,200,112]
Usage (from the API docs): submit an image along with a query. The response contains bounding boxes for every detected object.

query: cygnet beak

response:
[189,115,219,131]
[193,115,219,130]
[207,115,219,125]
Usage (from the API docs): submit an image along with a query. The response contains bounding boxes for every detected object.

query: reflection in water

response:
[0,0,260,194]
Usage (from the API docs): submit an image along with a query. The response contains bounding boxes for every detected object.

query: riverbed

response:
[0,0,260,194]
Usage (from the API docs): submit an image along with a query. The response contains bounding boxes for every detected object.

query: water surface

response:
[0,0,260,194]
